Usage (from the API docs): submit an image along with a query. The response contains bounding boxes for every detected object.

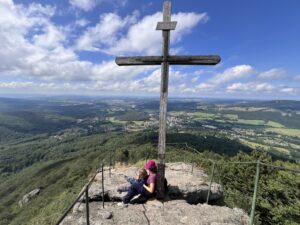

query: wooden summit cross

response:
[115,0,221,199]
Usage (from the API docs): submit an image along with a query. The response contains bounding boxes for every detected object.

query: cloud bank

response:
[0,0,298,99]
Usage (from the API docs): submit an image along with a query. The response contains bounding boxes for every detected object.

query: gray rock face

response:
[166,163,222,203]
[86,162,223,204]
[61,200,249,225]
[18,188,40,207]
[60,163,248,225]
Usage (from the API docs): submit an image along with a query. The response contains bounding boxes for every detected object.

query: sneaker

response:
[117,202,128,207]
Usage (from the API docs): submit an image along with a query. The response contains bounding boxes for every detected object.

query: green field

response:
[109,117,127,125]
[266,128,300,137]
[240,139,290,155]
[265,121,285,128]
[192,112,216,120]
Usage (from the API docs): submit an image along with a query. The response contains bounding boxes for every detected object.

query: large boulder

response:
[61,200,249,225]
[18,188,41,207]
[166,162,222,203]
[85,162,222,203]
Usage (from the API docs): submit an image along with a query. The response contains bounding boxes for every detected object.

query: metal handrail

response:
[55,144,116,225]
[54,164,101,225]
[55,143,300,225]
[163,143,300,225]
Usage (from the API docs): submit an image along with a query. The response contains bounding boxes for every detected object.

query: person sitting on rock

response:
[117,168,148,193]
[118,160,157,206]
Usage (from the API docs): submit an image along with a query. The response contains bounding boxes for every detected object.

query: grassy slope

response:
[0,130,299,225]
[0,130,255,225]
[0,133,114,225]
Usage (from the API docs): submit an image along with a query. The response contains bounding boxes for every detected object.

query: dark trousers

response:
[122,184,152,204]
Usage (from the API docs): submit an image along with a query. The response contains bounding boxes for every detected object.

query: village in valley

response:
[40,97,300,161]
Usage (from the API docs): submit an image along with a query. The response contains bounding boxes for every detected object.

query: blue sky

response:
[0,0,299,99]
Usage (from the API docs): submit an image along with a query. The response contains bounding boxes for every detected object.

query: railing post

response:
[191,162,194,175]
[250,160,260,225]
[102,163,105,209]
[206,162,216,204]
[109,149,112,178]
[85,187,90,225]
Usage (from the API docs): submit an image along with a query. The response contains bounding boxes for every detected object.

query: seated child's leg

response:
[126,177,138,185]
[117,184,131,193]
[122,186,139,204]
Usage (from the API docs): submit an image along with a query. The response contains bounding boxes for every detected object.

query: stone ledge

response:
[84,162,223,204]
[62,200,249,225]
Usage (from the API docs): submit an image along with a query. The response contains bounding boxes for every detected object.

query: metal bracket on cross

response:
[115,0,221,199]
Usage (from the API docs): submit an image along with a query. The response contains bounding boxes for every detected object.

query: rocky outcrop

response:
[18,188,40,207]
[62,200,249,225]
[85,162,223,204]
[60,162,249,225]
[166,163,222,203]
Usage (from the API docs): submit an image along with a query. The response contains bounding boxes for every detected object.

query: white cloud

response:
[257,68,286,80]
[280,87,297,94]
[75,18,90,27]
[69,0,96,11]
[194,65,254,92]
[0,1,144,82]
[75,11,139,52]
[0,0,210,87]
[0,81,35,89]
[0,1,67,77]
[226,82,274,93]
[213,65,254,85]
[90,60,153,82]
[110,12,209,55]
[195,83,216,92]
[1,1,297,99]
[76,11,208,55]
[69,0,128,11]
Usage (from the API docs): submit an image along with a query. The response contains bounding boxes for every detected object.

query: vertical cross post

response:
[156,0,172,199]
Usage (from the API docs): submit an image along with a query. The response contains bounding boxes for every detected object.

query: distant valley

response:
[0,96,299,224]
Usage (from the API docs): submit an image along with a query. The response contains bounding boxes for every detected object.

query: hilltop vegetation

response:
[0,97,299,224]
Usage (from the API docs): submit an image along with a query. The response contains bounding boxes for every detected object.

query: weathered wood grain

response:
[115,55,221,66]
[157,0,172,199]
[156,21,177,30]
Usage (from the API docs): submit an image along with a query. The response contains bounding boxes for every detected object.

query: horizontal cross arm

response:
[168,55,221,65]
[115,55,221,66]
[116,56,163,66]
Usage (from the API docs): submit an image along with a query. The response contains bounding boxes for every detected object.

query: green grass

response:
[191,111,287,130]
[192,112,216,120]
[169,111,186,116]
[290,143,300,150]
[237,119,266,126]
[265,128,300,137]
[266,121,285,128]
[133,121,144,126]
[109,117,127,125]
[240,139,290,155]
[223,114,239,120]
